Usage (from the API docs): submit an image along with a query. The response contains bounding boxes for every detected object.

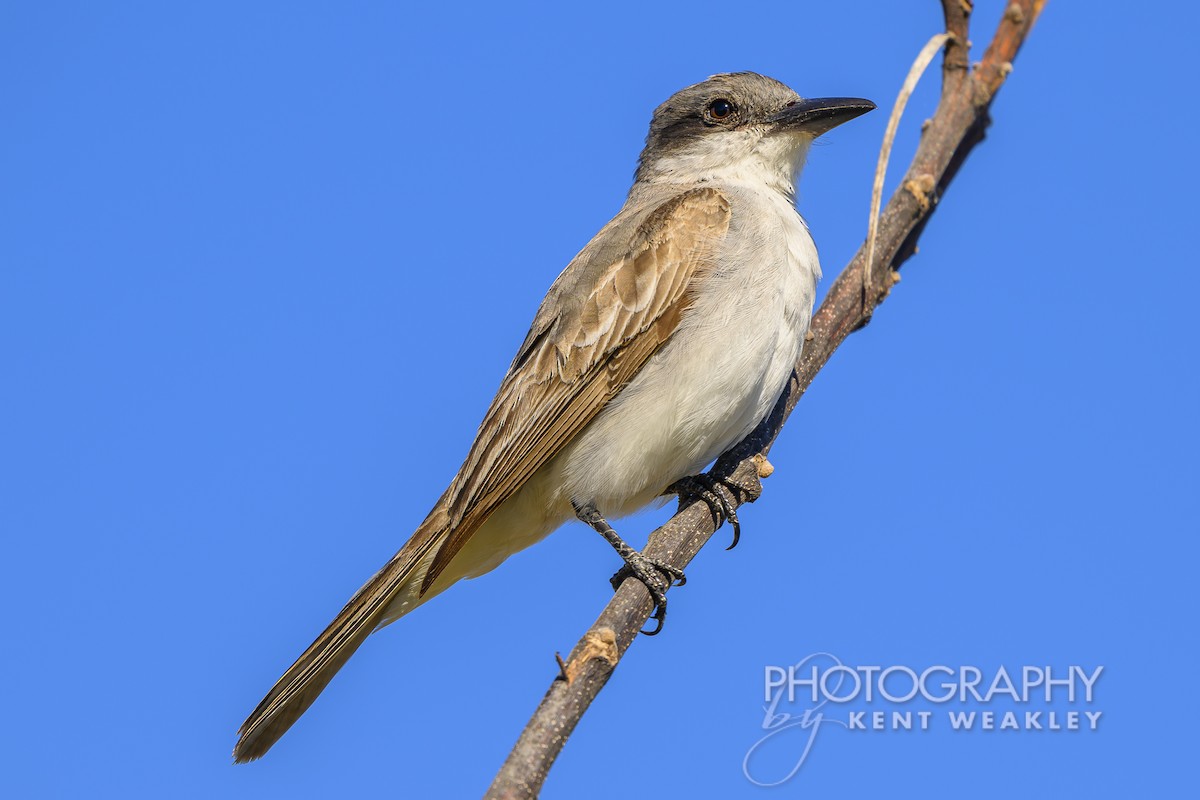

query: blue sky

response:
[3,1,1195,797]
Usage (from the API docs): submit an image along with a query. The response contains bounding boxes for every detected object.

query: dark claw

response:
[723,499,741,551]
[639,577,668,637]
[642,607,666,636]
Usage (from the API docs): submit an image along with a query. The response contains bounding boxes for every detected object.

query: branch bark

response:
[487,2,1045,796]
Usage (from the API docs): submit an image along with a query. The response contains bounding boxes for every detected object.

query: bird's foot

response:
[609,552,686,636]
[667,473,743,550]
[573,500,686,636]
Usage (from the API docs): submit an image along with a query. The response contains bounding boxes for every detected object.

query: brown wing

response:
[421,187,731,591]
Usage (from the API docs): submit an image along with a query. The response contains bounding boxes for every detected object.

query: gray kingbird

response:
[235,72,874,762]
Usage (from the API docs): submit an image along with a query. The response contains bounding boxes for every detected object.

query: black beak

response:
[769,97,876,136]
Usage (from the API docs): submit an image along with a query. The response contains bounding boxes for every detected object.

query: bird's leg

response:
[572,501,686,636]
[666,474,744,550]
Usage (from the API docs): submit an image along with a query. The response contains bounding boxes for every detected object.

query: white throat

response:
[636,129,813,201]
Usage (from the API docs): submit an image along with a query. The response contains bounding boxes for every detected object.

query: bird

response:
[234,72,874,763]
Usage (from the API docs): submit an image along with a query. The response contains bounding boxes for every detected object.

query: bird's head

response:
[633,72,874,198]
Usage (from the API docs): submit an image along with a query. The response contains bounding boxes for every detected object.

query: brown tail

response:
[233,511,447,763]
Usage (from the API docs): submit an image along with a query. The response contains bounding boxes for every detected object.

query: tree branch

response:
[486,2,1045,796]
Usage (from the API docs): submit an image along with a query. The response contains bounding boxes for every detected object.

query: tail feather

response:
[233,513,447,763]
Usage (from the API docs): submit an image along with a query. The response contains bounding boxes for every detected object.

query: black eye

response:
[707,98,735,120]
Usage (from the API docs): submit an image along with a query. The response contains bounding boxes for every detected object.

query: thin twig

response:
[864,32,952,315]
[487,2,1045,797]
